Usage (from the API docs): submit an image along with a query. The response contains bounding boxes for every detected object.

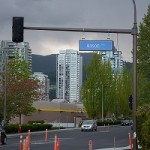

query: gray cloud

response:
[0,0,150,62]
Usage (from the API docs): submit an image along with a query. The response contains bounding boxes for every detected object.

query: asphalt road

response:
[0,125,132,150]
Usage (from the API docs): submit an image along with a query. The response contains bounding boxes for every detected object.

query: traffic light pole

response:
[132,0,138,149]
[24,26,132,34]
[12,1,138,149]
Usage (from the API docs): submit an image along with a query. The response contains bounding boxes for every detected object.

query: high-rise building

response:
[0,40,32,72]
[33,72,50,101]
[101,49,124,72]
[56,49,83,103]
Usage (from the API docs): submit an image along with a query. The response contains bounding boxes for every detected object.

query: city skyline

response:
[0,0,149,62]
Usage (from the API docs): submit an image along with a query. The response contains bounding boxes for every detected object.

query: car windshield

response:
[123,120,129,122]
[83,120,94,124]
[123,120,131,123]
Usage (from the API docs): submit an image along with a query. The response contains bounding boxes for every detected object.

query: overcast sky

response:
[0,0,149,62]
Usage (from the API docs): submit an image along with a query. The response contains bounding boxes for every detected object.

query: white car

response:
[81,120,97,131]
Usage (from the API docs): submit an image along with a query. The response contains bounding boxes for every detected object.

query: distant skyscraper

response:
[56,49,83,103]
[101,49,124,72]
[0,40,32,72]
[33,72,50,101]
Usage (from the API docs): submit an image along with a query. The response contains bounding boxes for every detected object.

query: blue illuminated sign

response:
[79,40,114,51]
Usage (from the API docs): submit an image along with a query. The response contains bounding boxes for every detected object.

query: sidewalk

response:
[96,146,130,150]
[96,145,142,150]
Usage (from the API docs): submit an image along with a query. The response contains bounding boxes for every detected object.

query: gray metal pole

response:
[24,26,132,34]
[132,0,138,149]
[3,49,7,127]
[102,84,104,122]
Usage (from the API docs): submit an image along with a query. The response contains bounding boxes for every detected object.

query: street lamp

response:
[97,84,104,122]
[3,48,7,127]
[101,84,104,122]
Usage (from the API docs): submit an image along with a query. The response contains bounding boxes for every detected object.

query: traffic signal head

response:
[12,17,24,43]
[128,95,133,110]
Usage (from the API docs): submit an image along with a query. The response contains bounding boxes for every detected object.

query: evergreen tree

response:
[137,5,150,79]
[137,5,150,104]
[136,5,150,149]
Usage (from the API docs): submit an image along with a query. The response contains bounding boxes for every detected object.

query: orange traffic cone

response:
[20,135,23,150]
[56,138,60,150]
[128,133,133,150]
[54,134,57,150]
[28,130,30,149]
[45,129,48,141]
[88,140,93,150]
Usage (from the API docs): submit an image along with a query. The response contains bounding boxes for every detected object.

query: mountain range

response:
[32,53,131,85]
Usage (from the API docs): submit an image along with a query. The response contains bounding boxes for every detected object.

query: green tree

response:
[0,51,42,124]
[137,5,150,104]
[81,52,133,119]
[137,72,149,105]
[137,104,150,150]
[136,5,150,149]
[81,53,115,119]
[114,66,132,117]
[137,5,150,80]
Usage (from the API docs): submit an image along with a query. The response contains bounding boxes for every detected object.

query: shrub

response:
[5,124,19,133]
[140,119,150,150]
[5,123,53,133]
[97,120,121,126]
[137,104,150,150]
[28,120,45,124]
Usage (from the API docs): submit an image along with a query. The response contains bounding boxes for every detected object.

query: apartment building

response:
[0,40,32,72]
[101,49,124,72]
[33,72,50,101]
[56,49,83,103]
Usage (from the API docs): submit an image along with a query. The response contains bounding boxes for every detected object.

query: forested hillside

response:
[32,53,131,85]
